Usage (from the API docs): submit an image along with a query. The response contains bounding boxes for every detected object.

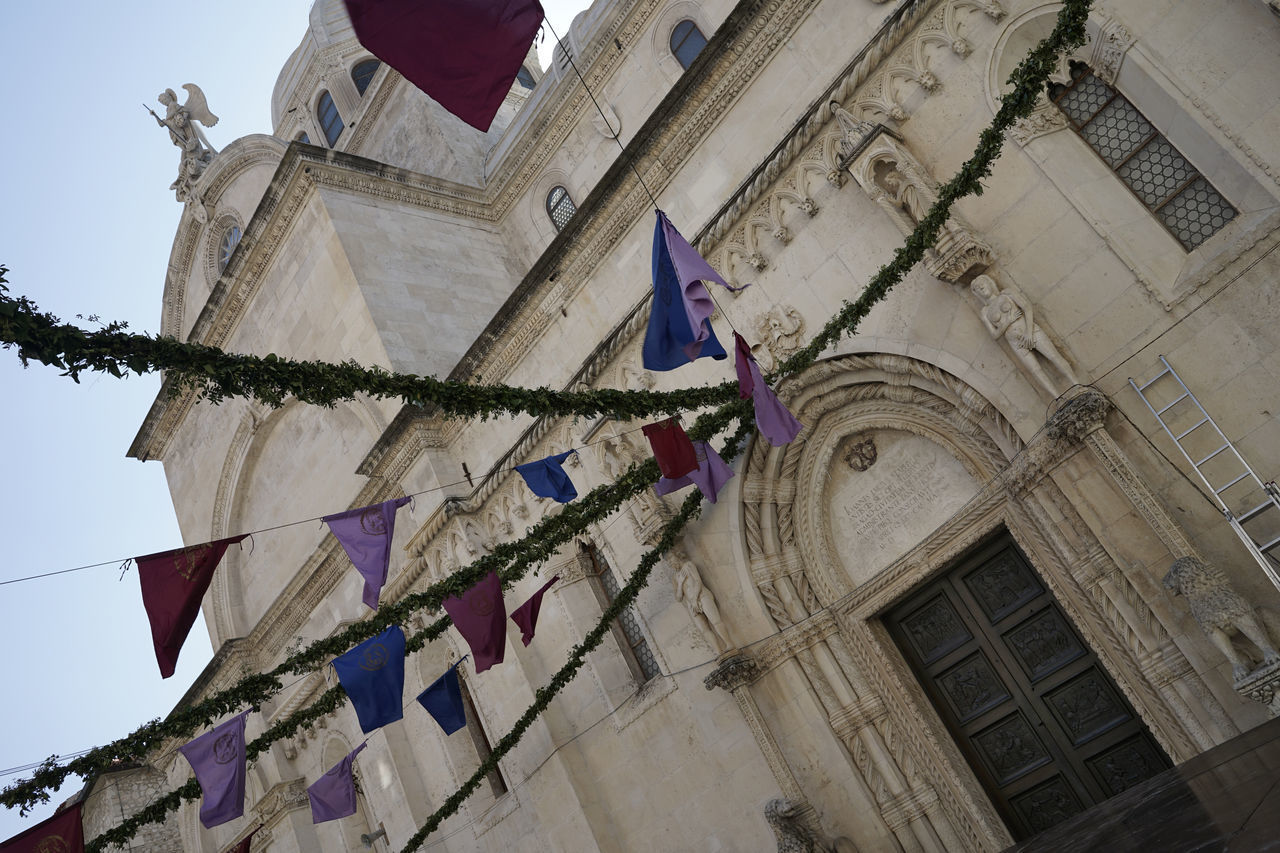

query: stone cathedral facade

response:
[87,0,1280,849]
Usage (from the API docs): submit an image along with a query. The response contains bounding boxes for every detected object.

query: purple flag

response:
[734,333,802,446]
[654,441,734,503]
[324,497,411,610]
[442,571,508,673]
[179,711,249,829]
[510,575,559,646]
[343,0,544,131]
[308,742,367,824]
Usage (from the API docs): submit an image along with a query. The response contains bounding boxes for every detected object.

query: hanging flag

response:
[416,660,467,735]
[515,451,578,502]
[226,824,262,853]
[642,418,698,479]
[510,574,559,646]
[137,535,248,679]
[323,496,411,611]
[308,742,367,824]
[642,210,735,371]
[332,625,407,734]
[442,571,507,673]
[734,333,803,446]
[654,441,734,503]
[179,711,249,829]
[0,802,83,853]
[343,0,545,132]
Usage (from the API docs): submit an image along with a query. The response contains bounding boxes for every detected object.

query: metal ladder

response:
[1130,355,1280,592]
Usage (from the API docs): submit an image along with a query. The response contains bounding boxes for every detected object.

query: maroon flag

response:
[137,535,247,678]
[0,802,83,853]
[442,571,507,672]
[642,418,698,479]
[510,575,559,646]
[343,0,545,131]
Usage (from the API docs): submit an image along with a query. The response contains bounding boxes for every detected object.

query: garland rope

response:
[9,0,1090,845]
[0,283,735,422]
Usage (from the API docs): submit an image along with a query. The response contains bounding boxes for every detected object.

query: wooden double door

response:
[884,535,1170,840]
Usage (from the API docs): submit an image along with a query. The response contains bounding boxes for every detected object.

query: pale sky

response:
[0,0,588,841]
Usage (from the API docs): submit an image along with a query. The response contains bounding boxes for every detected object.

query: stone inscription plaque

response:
[826,430,979,587]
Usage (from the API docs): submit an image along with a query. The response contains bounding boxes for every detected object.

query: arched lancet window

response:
[670,20,707,70]
[515,65,536,90]
[317,91,344,147]
[546,186,577,232]
[351,59,381,96]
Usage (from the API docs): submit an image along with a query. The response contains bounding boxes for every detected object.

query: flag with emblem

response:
[342,0,545,131]
[442,571,507,673]
[0,801,83,853]
[179,711,250,829]
[332,625,407,733]
[323,497,411,611]
[308,742,367,824]
[137,535,248,678]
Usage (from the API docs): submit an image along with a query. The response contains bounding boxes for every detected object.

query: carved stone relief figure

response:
[753,305,806,371]
[619,360,655,391]
[970,274,1077,398]
[670,547,732,653]
[764,798,858,853]
[847,133,992,282]
[151,84,219,204]
[1163,556,1280,681]
[597,430,670,543]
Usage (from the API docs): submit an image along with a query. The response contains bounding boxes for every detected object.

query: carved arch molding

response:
[737,353,1226,851]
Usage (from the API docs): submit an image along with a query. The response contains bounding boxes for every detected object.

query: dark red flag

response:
[343,0,545,131]
[0,802,83,853]
[510,574,559,646]
[442,571,508,672]
[137,535,247,678]
[642,418,698,479]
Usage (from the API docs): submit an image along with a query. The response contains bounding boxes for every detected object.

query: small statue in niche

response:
[1163,555,1280,681]
[970,274,1077,397]
[670,547,732,654]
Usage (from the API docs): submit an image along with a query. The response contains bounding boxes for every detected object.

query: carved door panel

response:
[885,534,1170,840]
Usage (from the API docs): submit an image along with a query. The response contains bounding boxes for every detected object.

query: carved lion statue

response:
[1163,556,1280,680]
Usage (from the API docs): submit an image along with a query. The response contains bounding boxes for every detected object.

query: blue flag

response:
[515,450,578,502]
[332,625,406,733]
[416,660,467,735]
[642,211,728,371]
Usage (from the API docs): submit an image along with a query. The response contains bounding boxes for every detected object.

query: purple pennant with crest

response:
[654,441,734,503]
[308,742,367,824]
[734,333,802,446]
[442,571,508,673]
[323,497,411,610]
[179,711,250,829]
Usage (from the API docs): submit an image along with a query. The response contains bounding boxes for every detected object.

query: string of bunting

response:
[4,0,1091,847]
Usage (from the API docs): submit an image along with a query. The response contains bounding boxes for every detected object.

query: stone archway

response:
[733,353,1210,851]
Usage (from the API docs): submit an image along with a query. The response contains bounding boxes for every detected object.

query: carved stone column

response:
[704,655,820,833]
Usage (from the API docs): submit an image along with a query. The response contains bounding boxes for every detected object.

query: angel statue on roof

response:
[148,84,219,203]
